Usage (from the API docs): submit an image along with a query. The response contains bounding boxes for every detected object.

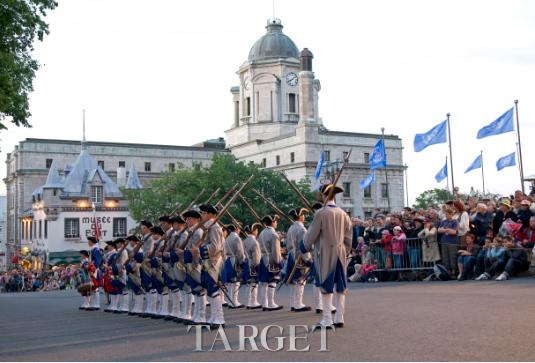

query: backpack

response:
[433,264,452,281]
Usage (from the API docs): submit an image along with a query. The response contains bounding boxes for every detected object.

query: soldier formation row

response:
[76,183,353,329]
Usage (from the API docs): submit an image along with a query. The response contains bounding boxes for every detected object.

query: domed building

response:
[226,19,405,218]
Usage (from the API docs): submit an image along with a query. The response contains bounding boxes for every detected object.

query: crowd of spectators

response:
[0,265,78,293]
[348,189,535,282]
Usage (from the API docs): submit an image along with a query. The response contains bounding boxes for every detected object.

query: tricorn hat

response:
[199,203,218,215]
[126,235,140,242]
[311,202,323,212]
[244,223,262,234]
[140,220,153,228]
[158,215,171,223]
[150,226,165,236]
[289,208,309,219]
[170,215,186,224]
[114,238,126,245]
[183,210,201,219]
[262,215,279,225]
[319,183,344,196]
[79,250,89,257]
[87,236,98,244]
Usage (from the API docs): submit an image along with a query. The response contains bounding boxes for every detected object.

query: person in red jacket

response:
[519,216,535,248]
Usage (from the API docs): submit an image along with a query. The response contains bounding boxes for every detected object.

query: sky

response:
[1,0,534,204]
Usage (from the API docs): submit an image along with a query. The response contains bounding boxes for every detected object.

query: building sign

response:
[81,216,113,237]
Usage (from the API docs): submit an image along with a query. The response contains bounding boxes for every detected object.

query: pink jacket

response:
[392,233,406,255]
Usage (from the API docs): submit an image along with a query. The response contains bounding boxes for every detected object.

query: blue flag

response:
[477,108,514,139]
[311,151,325,191]
[496,152,516,171]
[359,171,375,189]
[435,161,448,183]
[413,120,448,152]
[369,139,386,170]
[464,154,482,174]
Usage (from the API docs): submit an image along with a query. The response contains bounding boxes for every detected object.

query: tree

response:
[0,0,58,130]
[412,188,474,210]
[413,188,454,210]
[124,154,316,230]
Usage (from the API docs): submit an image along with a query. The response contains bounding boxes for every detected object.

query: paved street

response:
[1,280,535,361]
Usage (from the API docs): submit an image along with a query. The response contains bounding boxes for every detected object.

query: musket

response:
[192,176,254,307]
[203,187,220,205]
[238,195,264,226]
[285,149,353,286]
[279,172,314,211]
[180,188,206,215]
[195,175,255,247]
[252,189,293,224]
[123,240,143,266]
[177,183,240,251]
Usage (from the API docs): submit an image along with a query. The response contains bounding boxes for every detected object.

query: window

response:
[364,153,370,164]
[246,97,251,116]
[276,155,280,166]
[46,159,53,168]
[364,211,373,220]
[39,220,42,239]
[44,220,48,239]
[30,221,33,240]
[261,158,266,167]
[381,183,389,198]
[343,151,349,160]
[324,150,331,162]
[168,163,175,172]
[119,161,126,167]
[113,218,127,237]
[97,160,105,169]
[33,221,36,239]
[288,93,296,113]
[364,185,372,198]
[91,186,103,204]
[290,152,295,163]
[144,162,151,172]
[343,182,351,198]
[64,218,80,238]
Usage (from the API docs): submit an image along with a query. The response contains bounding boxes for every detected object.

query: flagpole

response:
[445,156,449,191]
[514,100,525,194]
[480,150,486,196]
[446,113,455,196]
[404,164,409,207]
[381,127,391,212]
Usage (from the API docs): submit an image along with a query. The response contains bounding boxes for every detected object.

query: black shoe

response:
[88,307,100,311]
[113,310,123,314]
[332,309,337,314]
[209,323,225,330]
[291,307,295,311]
[164,315,175,321]
[266,305,284,311]
[294,306,312,312]
[78,307,88,310]
[312,324,334,331]
[316,309,322,314]
[104,309,112,313]
[228,304,244,309]
[128,312,138,316]
[247,305,262,310]
[151,315,164,319]
[139,313,150,318]
[184,320,202,326]
[333,322,344,328]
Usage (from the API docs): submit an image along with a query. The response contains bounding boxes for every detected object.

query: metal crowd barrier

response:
[368,237,440,272]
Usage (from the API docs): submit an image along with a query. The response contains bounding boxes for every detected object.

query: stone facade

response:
[226,19,405,218]
[4,138,228,266]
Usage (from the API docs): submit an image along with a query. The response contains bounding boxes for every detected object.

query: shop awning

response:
[48,251,82,266]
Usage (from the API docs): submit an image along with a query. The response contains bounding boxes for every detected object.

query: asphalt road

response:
[1,279,535,361]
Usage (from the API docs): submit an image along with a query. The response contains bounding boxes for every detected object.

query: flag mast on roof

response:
[82,109,87,151]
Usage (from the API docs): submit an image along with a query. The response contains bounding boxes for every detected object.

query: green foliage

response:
[124,154,316,230]
[412,188,474,210]
[0,0,58,130]
[413,188,454,210]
